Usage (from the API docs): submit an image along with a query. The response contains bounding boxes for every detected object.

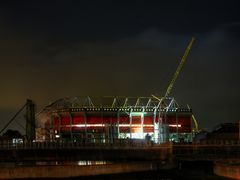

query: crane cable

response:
[0,103,27,135]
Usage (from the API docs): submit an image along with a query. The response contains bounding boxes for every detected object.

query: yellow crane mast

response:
[152,37,198,131]
[164,37,195,97]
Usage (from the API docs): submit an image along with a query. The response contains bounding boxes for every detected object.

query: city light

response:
[169,124,181,127]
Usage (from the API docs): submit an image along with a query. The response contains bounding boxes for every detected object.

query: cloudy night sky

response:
[0,0,240,133]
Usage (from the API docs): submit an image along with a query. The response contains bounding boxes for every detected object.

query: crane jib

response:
[164,37,195,98]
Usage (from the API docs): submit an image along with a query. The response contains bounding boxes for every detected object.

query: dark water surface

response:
[0,160,109,167]
[24,161,230,180]
[75,162,229,180]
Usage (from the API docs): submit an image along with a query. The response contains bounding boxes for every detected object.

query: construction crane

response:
[164,37,195,97]
[151,37,195,100]
[152,37,195,100]
[165,37,198,132]
[151,37,198,132]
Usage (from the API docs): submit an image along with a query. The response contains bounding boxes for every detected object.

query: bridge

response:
[0,141,240,162]
[0,141,173,162]
[1,141,240,179]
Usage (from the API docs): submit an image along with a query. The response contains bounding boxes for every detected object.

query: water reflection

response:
[77,161,108,166]
[0,161,109,167]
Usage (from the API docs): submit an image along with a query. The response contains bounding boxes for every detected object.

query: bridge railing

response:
[0,140,171,150]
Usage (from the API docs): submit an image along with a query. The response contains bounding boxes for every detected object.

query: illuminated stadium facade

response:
[36,96,195,143]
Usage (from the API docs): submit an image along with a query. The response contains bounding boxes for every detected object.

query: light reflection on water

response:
[34,161,109,166]
[77,160,108,166]
[0,161,109,167]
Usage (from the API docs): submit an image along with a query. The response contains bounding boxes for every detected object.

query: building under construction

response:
[36,96,195,143]
[36,38,197,144]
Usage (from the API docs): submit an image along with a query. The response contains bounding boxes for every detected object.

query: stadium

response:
[36,96,195,143]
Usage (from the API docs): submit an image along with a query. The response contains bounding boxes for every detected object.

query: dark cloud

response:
[1,1,240,39]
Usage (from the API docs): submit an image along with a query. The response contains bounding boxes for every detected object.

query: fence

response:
[0,139,171,150]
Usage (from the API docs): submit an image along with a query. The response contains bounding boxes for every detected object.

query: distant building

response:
[199,123,239,144]
[193,130,208,143]
[0,129,23,145]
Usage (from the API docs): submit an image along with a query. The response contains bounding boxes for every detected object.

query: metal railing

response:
[0,140,171,150]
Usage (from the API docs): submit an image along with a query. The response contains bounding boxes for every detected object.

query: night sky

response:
[0,0,240,134]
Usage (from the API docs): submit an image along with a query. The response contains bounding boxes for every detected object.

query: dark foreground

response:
[27,161,230,180]
[76,161,229,180]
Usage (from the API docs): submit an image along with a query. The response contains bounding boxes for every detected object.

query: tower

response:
[26,99,35,141]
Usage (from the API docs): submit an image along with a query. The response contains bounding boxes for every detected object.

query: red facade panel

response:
[73,116,85,124]
[53,117,60,129]
[103,117,118,124]
[51,112,192,134]
[119,116,130,124]
[61,117,71,125]
[167,116,191,124]
[85,116,119,124]
[87,116,102,124]
[131,116,141,124]
[144,116,153,124]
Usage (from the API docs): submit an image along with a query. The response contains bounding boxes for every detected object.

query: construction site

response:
[33,37,197,144]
